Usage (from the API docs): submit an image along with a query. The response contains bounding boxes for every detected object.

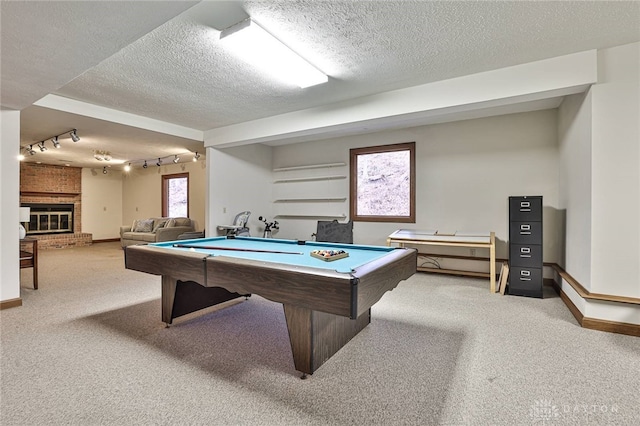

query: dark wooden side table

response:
[20,238,38,289]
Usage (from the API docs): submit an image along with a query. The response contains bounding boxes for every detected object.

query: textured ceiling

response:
[2,0,640,169]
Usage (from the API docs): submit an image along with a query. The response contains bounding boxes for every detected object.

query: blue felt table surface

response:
[151,236,394,273]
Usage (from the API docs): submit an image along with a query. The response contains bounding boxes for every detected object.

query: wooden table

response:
[387,229,496,292]
[20,238,38,289]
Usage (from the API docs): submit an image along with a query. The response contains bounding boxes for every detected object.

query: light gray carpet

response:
[2,242,639,425]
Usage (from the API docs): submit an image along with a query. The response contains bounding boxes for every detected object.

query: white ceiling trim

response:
[34,95,204,141]
[205,50,597,148]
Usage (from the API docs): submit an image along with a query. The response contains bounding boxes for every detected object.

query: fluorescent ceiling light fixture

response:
[220,18,328,88]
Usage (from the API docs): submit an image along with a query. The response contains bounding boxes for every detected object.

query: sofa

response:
[120,217,195,248]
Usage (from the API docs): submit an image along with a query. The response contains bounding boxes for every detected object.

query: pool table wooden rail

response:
[207,247,416,319]
[125,245,208,283]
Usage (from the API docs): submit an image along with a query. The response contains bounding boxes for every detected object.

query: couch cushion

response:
[133,219,154,232]
[122,232,157,242]
[166,217,191,227]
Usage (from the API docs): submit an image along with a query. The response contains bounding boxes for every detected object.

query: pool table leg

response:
[161,276,247,326]
[283,304,371,375]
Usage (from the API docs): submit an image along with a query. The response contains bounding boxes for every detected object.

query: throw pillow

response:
[133,219,153,232]
[165,219,175,228]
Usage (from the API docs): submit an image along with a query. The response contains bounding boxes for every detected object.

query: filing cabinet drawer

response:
[509,267,542,289]
[509,196,542,222]
[510,244,542,268]
[509,221,542,245]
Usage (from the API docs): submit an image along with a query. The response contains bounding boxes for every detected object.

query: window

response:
[350,142,415,222]
[162,173,189,218]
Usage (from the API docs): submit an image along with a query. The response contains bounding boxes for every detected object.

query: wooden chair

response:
[19,238,38,289]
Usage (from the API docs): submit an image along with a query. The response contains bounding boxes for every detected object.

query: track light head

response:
[28,145,37,155]
[143,160,148,169]
[102,167,108,175]
[51,136,60,148]
[156,158,162,167]
[193,152,201,162]
[173,155,179,164]
[70,129,80,142]
[124,163,131,172]
[38,142,47,152]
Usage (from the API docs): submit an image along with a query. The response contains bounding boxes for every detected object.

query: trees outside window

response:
[162,173,189,218]
[350,142,415,223]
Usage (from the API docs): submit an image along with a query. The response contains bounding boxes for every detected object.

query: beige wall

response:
[272,109,560,261]
[81,168,124,240]
[122,160,207,231]
[557,42,640,325]
[206,144,272,237]
[1,110,21,302]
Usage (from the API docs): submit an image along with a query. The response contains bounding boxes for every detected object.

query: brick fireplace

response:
[20,163,92,249]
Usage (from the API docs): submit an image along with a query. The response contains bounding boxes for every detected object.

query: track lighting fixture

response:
[102,167,108,175]
[23,129,80,157]
[123,151,202,170]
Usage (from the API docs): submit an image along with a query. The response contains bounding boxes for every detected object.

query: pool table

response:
[125,236,416,375]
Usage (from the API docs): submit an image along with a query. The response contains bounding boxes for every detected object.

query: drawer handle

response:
[520,224,531,231]
[520,201,531,212]
[520,270,531,277]
[519,278,532,281]
[520,247,531,254]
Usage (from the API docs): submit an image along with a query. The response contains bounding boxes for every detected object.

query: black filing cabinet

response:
[508,196,543,298]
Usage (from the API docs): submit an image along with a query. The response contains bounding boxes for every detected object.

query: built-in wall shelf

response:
[273,162,346,172]
[274,198,347,203]
[273,175,346,183]
[274,214,348,220]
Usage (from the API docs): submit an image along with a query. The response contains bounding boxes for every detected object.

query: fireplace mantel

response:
[21,191,81,197]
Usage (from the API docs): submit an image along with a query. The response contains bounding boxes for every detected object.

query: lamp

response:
[156,158,162,167]
[94,150,112,161]
[38,141,47,152]
[19,207,30,239]
[51,136,60,148]
[124,163,131,172]
[193,152,201,162]
[70,129,80,142]
[143,160,148,169]
[220,18,328,88]
[173,155,180,164]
